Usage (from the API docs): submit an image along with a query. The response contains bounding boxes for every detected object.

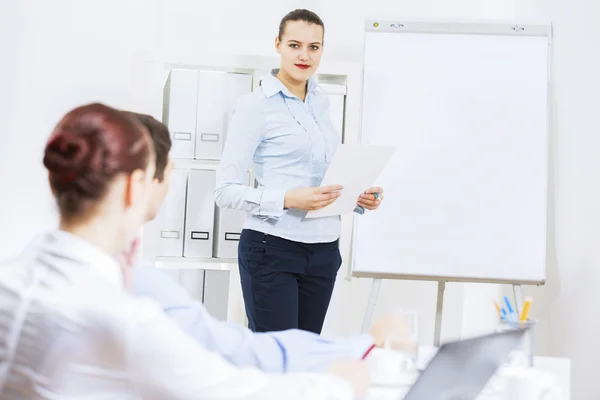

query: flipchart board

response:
[352,21,550,284]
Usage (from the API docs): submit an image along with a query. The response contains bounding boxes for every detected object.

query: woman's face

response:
[276,20,324,83]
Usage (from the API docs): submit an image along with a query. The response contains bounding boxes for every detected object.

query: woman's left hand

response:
[357,187,384,210]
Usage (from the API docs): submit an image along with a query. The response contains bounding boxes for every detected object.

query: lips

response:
[295,64,310,70]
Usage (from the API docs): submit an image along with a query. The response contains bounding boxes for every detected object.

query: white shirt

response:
[0,230,354,399]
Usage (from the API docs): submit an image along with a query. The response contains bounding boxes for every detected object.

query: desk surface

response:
[366,346,571,400]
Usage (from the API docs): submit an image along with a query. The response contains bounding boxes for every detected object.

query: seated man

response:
[129,113,403,372]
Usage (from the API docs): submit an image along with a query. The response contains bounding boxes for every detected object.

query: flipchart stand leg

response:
[513,284,524,316]
[434,281,446,347]
[361,278,382,333]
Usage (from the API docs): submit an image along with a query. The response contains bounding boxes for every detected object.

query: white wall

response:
[0,2,19,194]
[156,0,516,61]
[515,0,600,398]
[0,0,159,259]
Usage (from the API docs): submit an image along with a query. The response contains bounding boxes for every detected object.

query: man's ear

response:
[124,169,146,208]
[163,158,174,179]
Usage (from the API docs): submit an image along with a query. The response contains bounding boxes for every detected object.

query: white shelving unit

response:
[155,256,237,271]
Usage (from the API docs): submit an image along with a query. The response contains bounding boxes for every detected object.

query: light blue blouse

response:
[215,72,342,244]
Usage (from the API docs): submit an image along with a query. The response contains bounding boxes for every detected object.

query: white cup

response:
[366,348,418,387]
[496,367,562,400]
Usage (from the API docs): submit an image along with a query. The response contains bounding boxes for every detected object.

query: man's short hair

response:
[126,112,172,181]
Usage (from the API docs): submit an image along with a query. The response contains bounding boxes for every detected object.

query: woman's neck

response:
[60,216,124,256]
[276,69,308,101]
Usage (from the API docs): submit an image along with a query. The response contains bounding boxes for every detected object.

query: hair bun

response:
[43,103,151,216]
[43,131,93,181]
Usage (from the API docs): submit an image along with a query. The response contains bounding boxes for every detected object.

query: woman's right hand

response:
[284,185,343,211]
[327,359,370,399]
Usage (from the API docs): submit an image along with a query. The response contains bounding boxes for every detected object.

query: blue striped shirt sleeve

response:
[131,266,375,373]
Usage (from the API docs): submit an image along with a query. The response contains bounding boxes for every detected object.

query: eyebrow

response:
[287,39,322,45]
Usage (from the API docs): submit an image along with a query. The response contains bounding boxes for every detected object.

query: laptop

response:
[404,328,527,400]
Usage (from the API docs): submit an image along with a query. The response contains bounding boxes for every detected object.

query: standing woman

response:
[215,9,384,334]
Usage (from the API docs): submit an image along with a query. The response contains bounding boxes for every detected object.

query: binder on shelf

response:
[183,169,217,258]
[195,71,227,160]
[195,71,253,160]
[155,168,188,257]
[224,73,253,143]
[214,171,250,259]
[164,69,199,159]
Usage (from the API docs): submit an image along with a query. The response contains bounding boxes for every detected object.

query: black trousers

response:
[238,229,342,334]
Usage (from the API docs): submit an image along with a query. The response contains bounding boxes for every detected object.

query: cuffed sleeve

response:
[273,332,376,372]
[258,188,287,219]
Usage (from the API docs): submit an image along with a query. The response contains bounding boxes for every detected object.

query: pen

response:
[504,296,514,313]
[504,296,516,321]
[520,296,532,321]
[354,192,381,215]
[493,300,502,318]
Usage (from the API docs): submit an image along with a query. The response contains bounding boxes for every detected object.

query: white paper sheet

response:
[306,144,397,218]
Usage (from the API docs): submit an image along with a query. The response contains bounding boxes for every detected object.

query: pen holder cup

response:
[497,318,537,367]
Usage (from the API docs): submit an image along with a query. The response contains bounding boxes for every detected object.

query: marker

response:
[373,193,380,199]
[500,308,507,320]
[520,296,533,321]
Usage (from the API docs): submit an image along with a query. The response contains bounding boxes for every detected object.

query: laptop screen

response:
[404,328,527,400]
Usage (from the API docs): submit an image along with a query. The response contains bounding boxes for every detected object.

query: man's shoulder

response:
[132,263,175,284]
[130,265,188,306]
